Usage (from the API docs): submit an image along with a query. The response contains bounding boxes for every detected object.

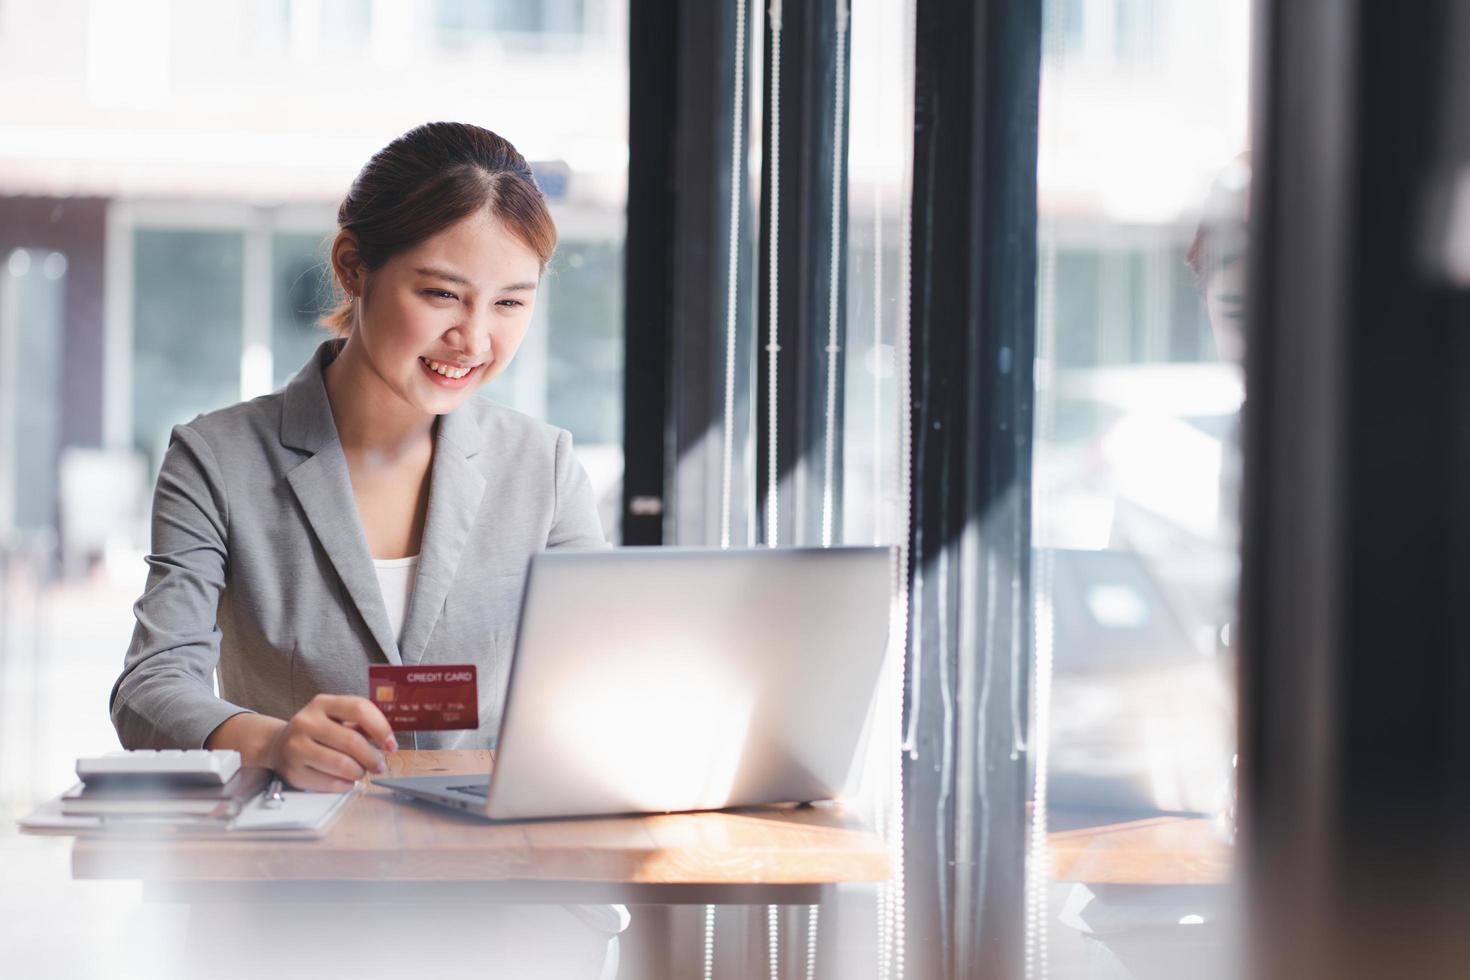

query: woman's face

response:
[1204,246,1246,365]
[343,208,542,416]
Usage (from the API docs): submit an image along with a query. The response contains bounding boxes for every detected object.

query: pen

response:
[264,775,286,809]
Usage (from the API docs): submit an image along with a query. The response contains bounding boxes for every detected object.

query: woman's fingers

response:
[289,762,357,794]
[275,739,358,792]
[309,714,388,775]
[292,733,368,784]
[271,694,400,791]
[315,694,397,752]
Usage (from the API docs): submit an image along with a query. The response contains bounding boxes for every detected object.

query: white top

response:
[372,554,420,645]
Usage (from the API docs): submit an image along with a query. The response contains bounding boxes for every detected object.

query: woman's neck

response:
[322,335,436,460]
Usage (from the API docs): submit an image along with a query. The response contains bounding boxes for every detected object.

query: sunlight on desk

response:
[1050,815,1231,886]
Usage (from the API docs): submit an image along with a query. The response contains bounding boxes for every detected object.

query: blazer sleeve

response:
[547,427,609,549]
[110,424,253,749]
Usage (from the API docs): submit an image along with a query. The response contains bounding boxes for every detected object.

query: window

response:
[271,231,335,391]
[541,240,622,448]
[319,0,371,53]
[432,0,592,46]
[131,229,244,470]
[0,247,66,532]
[842,0,910,548]
[1029,0,1249,975]
[1114,0,1159,62]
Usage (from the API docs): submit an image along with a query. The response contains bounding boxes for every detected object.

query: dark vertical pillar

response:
[1242,0,1470,976]
[904,0,1039,976]
[622,0,679,545]
[668,0,759,548]
[625,0,758,548]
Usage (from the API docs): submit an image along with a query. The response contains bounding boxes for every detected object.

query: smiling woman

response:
[110,123,607,796]
[322,122,555,416]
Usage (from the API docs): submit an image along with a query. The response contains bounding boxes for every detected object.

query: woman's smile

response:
[418,355,487,388]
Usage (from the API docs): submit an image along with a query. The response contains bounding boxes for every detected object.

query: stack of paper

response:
[60,767,271,821]
[18,779,358,839]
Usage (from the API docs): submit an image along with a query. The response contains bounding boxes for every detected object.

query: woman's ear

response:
[331,230,364,296]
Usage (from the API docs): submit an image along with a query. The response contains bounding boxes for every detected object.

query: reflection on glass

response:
[1029,1,1250,978]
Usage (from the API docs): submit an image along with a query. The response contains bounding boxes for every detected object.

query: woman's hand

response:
[265,694,398,792]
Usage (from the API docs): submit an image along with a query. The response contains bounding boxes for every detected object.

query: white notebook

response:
[230,787,357,832]
[18,784,358,839]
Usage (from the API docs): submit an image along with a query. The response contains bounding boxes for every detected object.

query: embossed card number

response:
[368,665,479,731]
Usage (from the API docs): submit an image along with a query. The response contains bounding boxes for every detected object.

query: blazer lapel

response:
[397,408,486,665]
[280,340,402,666]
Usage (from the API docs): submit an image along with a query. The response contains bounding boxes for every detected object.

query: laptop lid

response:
[481,546,894,821]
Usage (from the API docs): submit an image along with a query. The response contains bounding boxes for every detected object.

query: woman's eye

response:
[497,298,524,308]
[423,289,457,301]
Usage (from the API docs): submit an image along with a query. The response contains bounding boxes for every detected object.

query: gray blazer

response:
[110,339,606,751]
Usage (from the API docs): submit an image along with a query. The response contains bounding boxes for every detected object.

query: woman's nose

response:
[449,320,493,360]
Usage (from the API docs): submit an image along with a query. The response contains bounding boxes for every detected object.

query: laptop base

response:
[375,775,490,814]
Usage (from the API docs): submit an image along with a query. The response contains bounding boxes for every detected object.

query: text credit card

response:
[368,665,479,731]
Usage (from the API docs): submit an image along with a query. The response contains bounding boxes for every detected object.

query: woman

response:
[109,122,620,978]
[110,121,604,786]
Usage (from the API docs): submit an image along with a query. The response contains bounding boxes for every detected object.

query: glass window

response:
[271,230,335,390]
[319,0,372,54]
[1044,0,1088,59]
[1030,0,1248,976]
[131,229,243,470]
[842,0,911,550]
[432,0,589,42]
[1114,0,1160,62]
[542,239,622,448]
[1052,241,1216,368]
[1,248,66,533]
[248,0,292,59]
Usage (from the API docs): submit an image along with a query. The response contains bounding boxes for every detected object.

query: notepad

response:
[61,767,270,818]
[230,787,357,833]
[18,784,358,839]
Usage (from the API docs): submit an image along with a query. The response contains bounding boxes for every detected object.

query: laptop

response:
[375,545,894,820]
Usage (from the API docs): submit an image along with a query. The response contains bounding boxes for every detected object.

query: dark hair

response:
[320,122,556,336]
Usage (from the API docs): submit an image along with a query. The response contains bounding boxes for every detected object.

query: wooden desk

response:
[1049,815,1232,886]
[71,750,889,904]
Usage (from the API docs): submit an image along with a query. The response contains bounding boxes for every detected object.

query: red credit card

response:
[368,665,479,731]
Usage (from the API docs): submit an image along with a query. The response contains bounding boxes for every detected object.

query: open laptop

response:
[375,546,894,820]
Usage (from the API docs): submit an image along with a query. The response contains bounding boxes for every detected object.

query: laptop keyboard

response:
[448,782,489,798]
